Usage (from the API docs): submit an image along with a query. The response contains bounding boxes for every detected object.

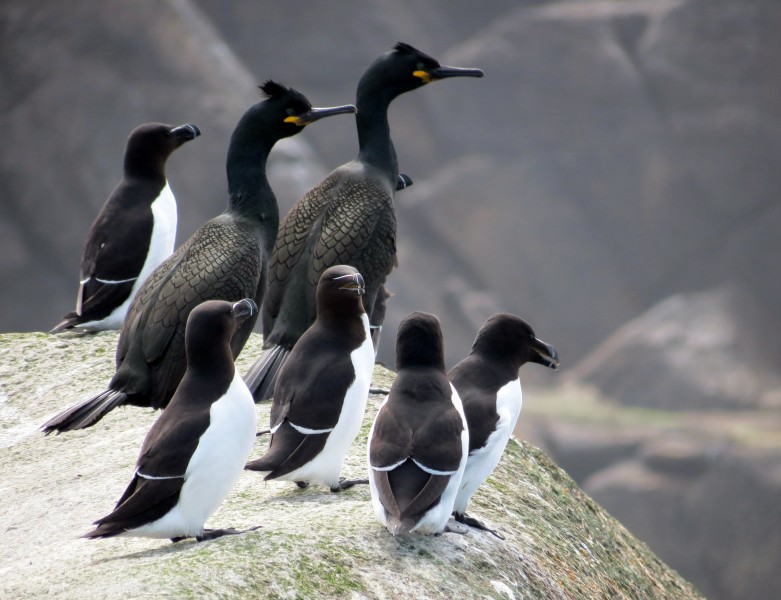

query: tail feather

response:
[83,523,122,539]
[243,346,290,402]
[49,313,79,334]
[41,389,129,434]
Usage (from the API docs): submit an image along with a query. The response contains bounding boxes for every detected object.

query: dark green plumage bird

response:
[246,43,484,401]
[42,82,355,433]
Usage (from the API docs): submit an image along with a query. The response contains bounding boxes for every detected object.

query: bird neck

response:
[185,345,236,395]
[356,89,399,179]
[474,347,522,380]
[226,144,280,243]
[123,153,166,184]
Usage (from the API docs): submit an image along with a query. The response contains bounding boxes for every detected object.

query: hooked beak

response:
[169,123,201,140]
[414,65,484,84]
[530,337,559,370]
[336,272,366,296]
[231,298,258,324]
[284,104,357,126]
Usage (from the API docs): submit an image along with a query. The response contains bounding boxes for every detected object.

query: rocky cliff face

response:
[0,331,698,599]
[2,0,780,371]
[520,287,781,600]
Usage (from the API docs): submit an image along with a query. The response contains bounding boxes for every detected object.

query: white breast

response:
[78,182,177,330]
[125,371,257,538]
[453,378,522,515]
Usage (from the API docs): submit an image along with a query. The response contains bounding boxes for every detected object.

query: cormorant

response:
[246,42,483,401]
[42,82,355,433]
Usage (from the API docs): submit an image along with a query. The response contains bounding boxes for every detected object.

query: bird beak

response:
[232,298,258,323]
[529,337,559,370]
[285,104,357,126]
[414,65,484,83]
[169,123,201,140]
[336,273,366,295]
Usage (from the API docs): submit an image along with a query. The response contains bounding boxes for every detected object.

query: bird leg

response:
[368,387,390,395]
[330,477,369,492]
[255,428,271,437]
[453,512,505,540]
[295,480,310,489]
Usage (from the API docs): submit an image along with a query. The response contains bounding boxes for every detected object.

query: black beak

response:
[529,336,559,370]
[396,173,414,190]
[169,123,201,140]
[428,65,485,80]
[337,272,366,296]
[288,104,356,126]
[232,298,258,323]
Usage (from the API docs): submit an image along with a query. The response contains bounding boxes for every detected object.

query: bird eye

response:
[416,62,425,70]
[286,108,295,116]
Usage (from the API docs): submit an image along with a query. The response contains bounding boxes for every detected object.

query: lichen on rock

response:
[0,331,701,599]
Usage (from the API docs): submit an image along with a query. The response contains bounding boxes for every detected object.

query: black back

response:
[51,123,200,331]
[245,266,368,478]
[369,312,465,530]
[94,83,342,415]
[85,299,253,538]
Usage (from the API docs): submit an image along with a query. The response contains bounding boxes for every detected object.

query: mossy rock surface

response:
[0,331,701,599]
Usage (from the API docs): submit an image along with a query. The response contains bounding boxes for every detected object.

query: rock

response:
[3,0,781,374]
[0,331,699,599]
[570,286,781,411]
[584,441,781,600]
[519,381,781,600]
[0,0,329,338]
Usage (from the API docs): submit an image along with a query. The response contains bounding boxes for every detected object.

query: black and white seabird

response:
[448,313,559,537]
[84,298,259,542]
[245,265,374,492]
[245,43,484,401]
[368,312,468,535]
[41,82,355,434]
[50,122,201,333]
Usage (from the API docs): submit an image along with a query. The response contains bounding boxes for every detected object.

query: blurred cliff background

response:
[1,1,780,598]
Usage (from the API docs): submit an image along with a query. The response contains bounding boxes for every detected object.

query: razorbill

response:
[84,298,259,542]
[50,122,200,333]
[449,313,559,537]
[245,265,374,492]
[41,82,355,433]
[245,43,484,401]
[368,312,468,535]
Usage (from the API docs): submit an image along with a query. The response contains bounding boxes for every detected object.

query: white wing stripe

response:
[136,469,185,480]
[412,459,458,476]
[95,276,138,285]
[289,421,334,435]
[371,458,407,472]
